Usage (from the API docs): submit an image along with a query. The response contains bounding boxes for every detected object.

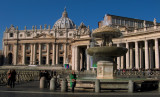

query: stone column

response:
[126,42,130,69]
[13,43,18,65]
[130,44,133,69]
[155,38,160,69]
[33,44,36,65]
[75,46,79,71]
[22,44,26,65]
[145,40,149,69]
[56,43,59,64]
[63,43,67,64]
[4,44,7,64]
[87,45,90,70]
[52,43,56,65]
[72,46,75,70]
[117,43,121,69]
[121,56,124,69]
[4,44,7,58]
[135,41,139,69]
[39,44,42,65]
[139,43,144,69]
[149,42,154,69]
[46,43,49,65]
[30,44,33,65]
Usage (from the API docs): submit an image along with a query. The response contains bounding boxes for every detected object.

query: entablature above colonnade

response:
[113,30,160,44]
[3,38,73,45]
[71,40,90,47]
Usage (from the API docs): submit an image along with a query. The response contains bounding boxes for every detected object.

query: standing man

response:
[70,71,77,92]
[10,69,16,88]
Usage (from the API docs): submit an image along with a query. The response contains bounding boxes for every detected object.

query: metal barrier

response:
[0,70,39,86]
[115,70,160,78]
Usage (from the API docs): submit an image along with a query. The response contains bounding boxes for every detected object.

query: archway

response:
[42,56,46,65]
[8,53,13,65]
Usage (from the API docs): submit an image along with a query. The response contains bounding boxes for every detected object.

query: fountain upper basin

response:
[87,46,127,57]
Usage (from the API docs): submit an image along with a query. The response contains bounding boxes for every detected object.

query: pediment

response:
[34,33,54,39]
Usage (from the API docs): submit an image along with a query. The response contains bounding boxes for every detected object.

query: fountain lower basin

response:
[87,46,127,79]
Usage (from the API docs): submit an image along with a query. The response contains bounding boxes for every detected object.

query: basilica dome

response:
[54,8,75,29]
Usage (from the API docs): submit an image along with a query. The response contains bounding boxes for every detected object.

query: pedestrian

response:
[10,69,16,88]
[39,70,45,79]
[70,71,77,92]
[44,70,51,87]
[7,69,12,87]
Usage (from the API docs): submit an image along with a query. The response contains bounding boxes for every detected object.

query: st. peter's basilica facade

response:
[2,9,160,71]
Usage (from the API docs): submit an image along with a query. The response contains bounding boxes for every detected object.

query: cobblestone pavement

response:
[0,81,160,97]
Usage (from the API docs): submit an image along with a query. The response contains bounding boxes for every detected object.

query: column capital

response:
[134,41,139,43]
[52,42,56,45]
[155,38,159,41]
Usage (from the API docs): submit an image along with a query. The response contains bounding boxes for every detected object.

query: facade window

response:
[20,34,23,37]
[69,45,71,50]
[50,44,52,49]
[59,33,63,36]
[128,21,130,26]
[69,33,72,36]
[116,19,120,25]
[125,20,128,26]
[121,20,125,26]
[112,18,115,24]
[26,44,30,50]
[130,21,133,27]
[18,45,22,50]
[36,44,39,50]
[42,44,46,50]
[10,33,13,37]
[59,44,63,50]
[27,32,31,37]
[9,45,12,51]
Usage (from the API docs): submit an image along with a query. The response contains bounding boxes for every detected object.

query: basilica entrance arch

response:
[42,56,46,65]
[8,53,13,65]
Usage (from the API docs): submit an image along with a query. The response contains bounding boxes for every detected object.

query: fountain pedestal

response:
[97,61,117,79]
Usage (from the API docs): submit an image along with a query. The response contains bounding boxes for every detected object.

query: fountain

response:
[87,25,127,79]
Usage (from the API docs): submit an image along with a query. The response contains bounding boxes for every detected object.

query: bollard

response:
[128,80,134,93]
[50,78,56,91]
[95,79,100,93]
[61,78,68,92]
[158,81,160,92]
[40,77,46,89]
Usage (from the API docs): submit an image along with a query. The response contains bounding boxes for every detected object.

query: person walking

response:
[70,71,77,92]
[10,69,16,88]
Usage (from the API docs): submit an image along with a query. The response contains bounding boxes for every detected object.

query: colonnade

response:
[117,38,160,70]
[13,43,68,66]
[72,46,90,71]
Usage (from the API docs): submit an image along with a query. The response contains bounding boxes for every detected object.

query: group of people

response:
[7,69,17,88]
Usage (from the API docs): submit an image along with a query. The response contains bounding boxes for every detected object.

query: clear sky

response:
[0,0,160,50]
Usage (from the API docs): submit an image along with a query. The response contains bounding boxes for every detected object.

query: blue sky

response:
[0,0,160,50]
